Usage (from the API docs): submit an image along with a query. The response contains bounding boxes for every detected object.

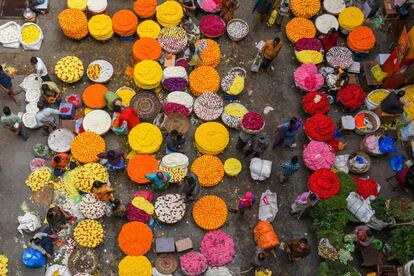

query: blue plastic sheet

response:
[379,136,396,153]
[22,248,46,268]
[390,155,405,172]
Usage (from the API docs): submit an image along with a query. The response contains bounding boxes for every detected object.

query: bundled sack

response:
[19,23,43,50]
[253,221,280,250]
[17,212,41,234]
[0,21,21,48]
[250,158,272,181]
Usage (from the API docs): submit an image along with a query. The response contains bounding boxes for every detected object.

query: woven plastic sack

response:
[20,23,44,50]
[346,192,374,223]
[0,21,21,48]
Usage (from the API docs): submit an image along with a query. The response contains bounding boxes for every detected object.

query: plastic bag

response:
[258,190,278,222]
[379,136,396,153]
[19,23,44,51]
[19,73,42,93]
[33,144,51,159]
[371,64,388,83]
[0,21,21,48]
[401,122,414,141]
[17,212,41,234]
[346,192,374,223]
[22,248,46,268]
[253,221,280,250]
[206,267,234,276]
[390,154,405,172]
[335,154,350,173]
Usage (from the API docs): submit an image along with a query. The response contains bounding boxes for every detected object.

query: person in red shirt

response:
[322,28,339,52]
[114,106,140,130]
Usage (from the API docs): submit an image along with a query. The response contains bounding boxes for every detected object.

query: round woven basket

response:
[221,67,246,92]
[163,113,190,134]
[347,151,371,174]
[155,254,178,274]
[130,91,161,122]
[227,19,249,41]
[68,248,98,275]
[359,132,385,157]
[354,110,381,135]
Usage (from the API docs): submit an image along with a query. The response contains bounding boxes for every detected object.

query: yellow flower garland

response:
[133,60,163,90]
[195,122,229,155]
[224,158,242,176]
[224,104,247,117]
[296,50,324,64]
[118,256,152,276]
[88,14,113,41]
[338,7,364,31]
[137,20,161,39]
[228,76,245,95]
[131,197,154,215]
[128,123,163,153]
[74,219,104,248]
[156,1,184,27]
[116,87,136,106]
[26,168,52,192]
[67,0,87,10]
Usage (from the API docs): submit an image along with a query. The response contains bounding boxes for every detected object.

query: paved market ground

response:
[0,1,412,275]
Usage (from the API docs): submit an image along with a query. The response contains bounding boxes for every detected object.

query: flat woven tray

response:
[48,128,75,152]
[130,91,162,122]
[68,247,98,275]
[155,253,178,274]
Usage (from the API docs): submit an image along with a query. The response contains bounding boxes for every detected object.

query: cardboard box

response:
[175,237,193,252]
[155,237,175,253]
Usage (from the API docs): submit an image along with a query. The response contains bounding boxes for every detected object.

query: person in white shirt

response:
[36,101,60,135]
[30,57,50,81]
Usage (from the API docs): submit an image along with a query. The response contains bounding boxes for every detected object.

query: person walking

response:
[220,0,239,23]
[252,0,273,30]
[282,238,311,262]
[290,191,319,219]
[98,149,126,171]
[251,246,267,268]
[244,135,269,158]
[30,57,51,81]
[146,170,171,191]
[0,65,19,105]
[260,37,282,70]
[279,156,300,183]
[273,117,301,149]
[1,106,29,140]
[181,173,200,202]
[36,101,60,135]
[229,191,257,215]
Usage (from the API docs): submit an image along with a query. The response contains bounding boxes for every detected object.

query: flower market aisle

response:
[0,0,414,275]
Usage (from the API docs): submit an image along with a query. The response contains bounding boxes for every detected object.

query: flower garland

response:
[180,251,207,276]
[71,163,108,193]
[195,39,221,68]
[163,102,190,117]
[193,92,224,121]
[193,195,228,230]
[303,91,330,115]
[200,230,235,266]
[82,84,108,108]
[133,0,156,18]
[112,9,138,37]
[74,219,104,248]
[295,38,323,52]
[199,15,226,38]
[132,38,161,62]
[337,84,366,111]
[79,193,106,219]
[71,132,106,163]
[136,20,160,38]
[290,0,320,18]
[58,9,88,40]
[128,123,162,154]
[347,26,376,52]
[353,176,379,199]
[223,158,242,176]
[308,168,340,199]
[133,60,162,90]
[118,256,152,276]
[286,18,316,43]
[125,203,152,223]
[304,114,335,142]
[0,255,8,275]
[189,66,220,96]
[338,7,364,31]
[191,155,224,187]
[118,222,153,256]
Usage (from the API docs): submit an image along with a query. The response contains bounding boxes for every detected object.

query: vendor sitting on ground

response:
[104,91,122,112]
[396,165,414,191]
[380,90,405,114]
[98,149,125,171]
[290,191,319,219]
[354,224,374,247]
[46,206,75,233]
[114,105,140,130]
[29,227,54,259]
[181,12,200,45]
[181,173,200,202]
[321,28,339,52]
[166,129,186,153]
[146,170,171,191]
[41,81,60,105]
[51,152,70,176]
[244,135,269,158]
[92,181,115,203]
[283,238,311,262]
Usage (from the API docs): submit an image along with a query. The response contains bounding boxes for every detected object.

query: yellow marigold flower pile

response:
[195,122,229,155]
[26,168,52,192]
[291,0,320,18]
[137,20,160,39]
[286,18,316,43]
[55,56,84,83]
[88,14,114,41]
[189,66,220,96]
[191,155,224,187]
[128,123,162,154]
[74,163,109,192]
[195,39,221,68]
[21,24,41,44]
[133,60,163,90]
[118,256,152,276]
[224,158,242,176]
[156,0,183,27]
[193,195,228,230]
[338,7,364,31]
[58,9,88,40]
[74,219,104,248]
[71,132,106,163]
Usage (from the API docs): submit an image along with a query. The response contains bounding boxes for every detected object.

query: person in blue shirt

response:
[0,65,19,105]
[279,156,300,183]
[166,129,186,154]
[145,170,171,191]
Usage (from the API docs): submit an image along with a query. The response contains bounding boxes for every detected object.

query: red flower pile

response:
[337,84,366,111]
[304,114,335,141]
[308,168,340,199]
[353,176,379,199]
[303,91,330,115]
[241,112,265,131]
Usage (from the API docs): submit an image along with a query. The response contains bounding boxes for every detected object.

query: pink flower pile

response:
[294,64,324,91]
[200,230,235,267]
[303,141,335,171]
[241,112,264,131]
[163,102,190,117]
[180,251,208,276]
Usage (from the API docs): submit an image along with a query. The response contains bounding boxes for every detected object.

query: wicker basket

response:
[227,19,249,42]
[359,132,385,157]
[354,110,381,135]
[347,151,371,174]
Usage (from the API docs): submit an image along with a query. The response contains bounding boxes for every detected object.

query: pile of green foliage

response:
[317,261,360,276]
[389,199,414,222]
[336,171,357,196]
[389,226,414,264]
[371,197,388,221]
[310,194,350,248]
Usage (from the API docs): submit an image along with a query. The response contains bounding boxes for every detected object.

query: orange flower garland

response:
[195,39,221,68]
[58,8,89,40]
[286,18,316,43]
[133,0,157,18]
[132,38,161,62]
[71,132,106,163]
[82,84,108,108]
[127,154,159,184]
[112,9,138,37]
[193,195,227,230]
[191,155,224,187]
[347,26,376,52]
[189,66,220,96]
[291,0,320,18]
[118,221,153,256]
